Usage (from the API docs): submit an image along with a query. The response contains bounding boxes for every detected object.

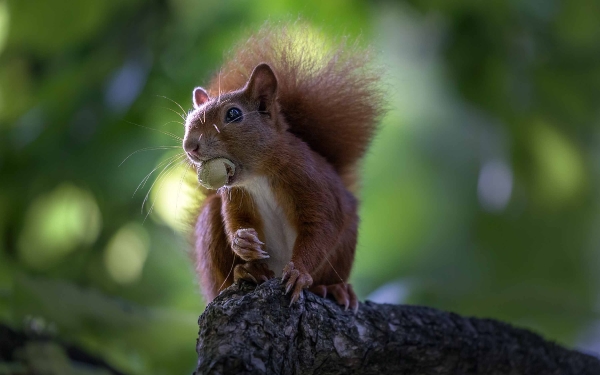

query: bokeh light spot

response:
[149,160,199,231]
[18,184,102,269]
[532,121,586,206]
[104,59,149,114]
[478,159,513,212]
[0,1,9,54]
[103,222,149,284]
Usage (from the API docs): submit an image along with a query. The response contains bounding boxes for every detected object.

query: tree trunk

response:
[195,278,599,375]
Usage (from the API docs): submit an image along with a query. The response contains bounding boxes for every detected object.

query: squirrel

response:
[183,23,382,311]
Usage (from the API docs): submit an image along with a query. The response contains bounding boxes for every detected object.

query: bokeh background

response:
[1,0,600,373]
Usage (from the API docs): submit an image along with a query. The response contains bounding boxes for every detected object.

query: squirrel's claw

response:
[348,284,359,313]
[309,283,359,313]
[309,285,327,298]
[232,228,269,261]
[236,228,265,244]
[281,261,313,306]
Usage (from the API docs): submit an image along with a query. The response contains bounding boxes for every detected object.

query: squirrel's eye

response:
[225,107,243,123]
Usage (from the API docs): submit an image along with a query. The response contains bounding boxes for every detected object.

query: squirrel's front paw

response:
[232,228,269,261]
[281,261,313,305]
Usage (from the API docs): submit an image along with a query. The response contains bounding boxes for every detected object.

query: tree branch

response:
[196,278,599,375]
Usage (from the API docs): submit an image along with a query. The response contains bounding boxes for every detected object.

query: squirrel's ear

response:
[246,64,278,112]
[193,87,210,108]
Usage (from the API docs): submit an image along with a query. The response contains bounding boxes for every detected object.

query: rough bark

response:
[195,278,599,375]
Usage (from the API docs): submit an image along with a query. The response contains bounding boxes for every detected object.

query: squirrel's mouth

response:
[186,153,203,166]
[196,157,240,188]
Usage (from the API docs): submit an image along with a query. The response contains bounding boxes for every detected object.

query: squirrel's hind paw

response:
[309,283,358,313]
[281,262,313,306]
[234,262,274,285]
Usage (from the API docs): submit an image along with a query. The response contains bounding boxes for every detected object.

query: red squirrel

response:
[183,24,382,311]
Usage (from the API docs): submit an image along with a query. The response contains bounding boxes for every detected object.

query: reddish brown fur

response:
[208,23,382,191]
[185,23,381,307]
[194,194,240,298]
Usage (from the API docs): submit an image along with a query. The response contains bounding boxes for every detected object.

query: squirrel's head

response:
[183,63,283,187]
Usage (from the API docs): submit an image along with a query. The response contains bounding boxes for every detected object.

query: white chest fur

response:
[244,177,297,273]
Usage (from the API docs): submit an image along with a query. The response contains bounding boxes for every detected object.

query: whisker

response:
[156,95,187,119]
[141,156,184,215]
[141,159,181,216]
[135,155,184,201]
[160,120,185,127]
[159,106,186,121]
[326,257,345,285]
[140,154,186,190]
[217,70,222,105]
[143,159,188,222]
[134,153,185,198]
[174,162,191,223]
[218,255,236,294]
[119,146,182,167]
[124,120,184,141]
[213,124,220,133]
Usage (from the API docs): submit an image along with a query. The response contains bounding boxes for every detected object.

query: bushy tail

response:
[207,22,383,191]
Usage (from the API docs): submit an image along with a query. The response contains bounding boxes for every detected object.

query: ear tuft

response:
[193,87,210,108]
[246,64,278,110]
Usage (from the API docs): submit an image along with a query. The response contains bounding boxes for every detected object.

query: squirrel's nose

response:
[187,144,200,159]
[184,141,200,158]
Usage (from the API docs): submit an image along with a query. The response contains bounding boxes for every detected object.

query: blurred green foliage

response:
[1,0,599,373]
